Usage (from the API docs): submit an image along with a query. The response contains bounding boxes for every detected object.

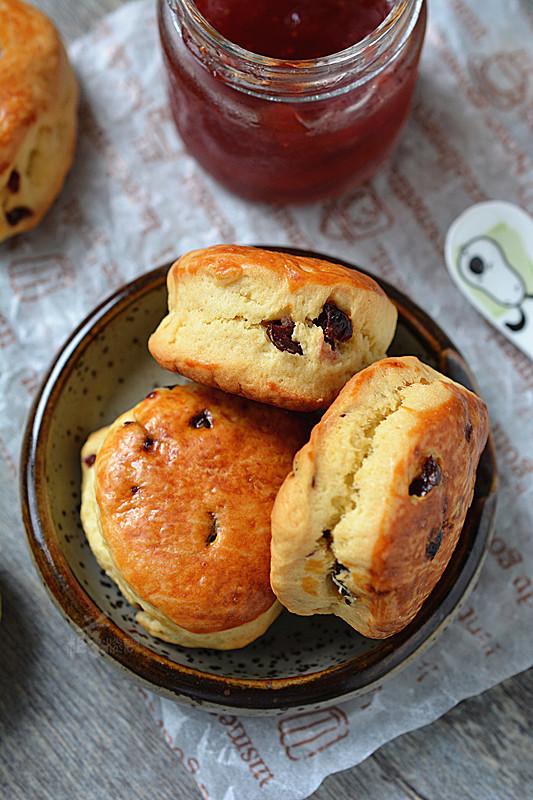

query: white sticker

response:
[445,201,533,361]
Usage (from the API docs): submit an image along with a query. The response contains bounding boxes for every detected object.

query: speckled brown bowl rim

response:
[21,246,498,713]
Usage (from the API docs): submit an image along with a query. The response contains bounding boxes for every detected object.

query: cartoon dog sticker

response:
[458,236,531,332]
[445,201,533,362]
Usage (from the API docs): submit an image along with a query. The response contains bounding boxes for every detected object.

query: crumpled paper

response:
[1,0,532,798]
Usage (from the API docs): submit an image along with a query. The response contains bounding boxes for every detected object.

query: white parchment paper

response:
[1,1,532,798]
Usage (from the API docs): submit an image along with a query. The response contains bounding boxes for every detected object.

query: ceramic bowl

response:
[21,247,497,714]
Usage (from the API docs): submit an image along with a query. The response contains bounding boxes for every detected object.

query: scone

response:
[271,356,489,638]
[149,245,397,411]
[0,0,78,242]
[81,384,308,649]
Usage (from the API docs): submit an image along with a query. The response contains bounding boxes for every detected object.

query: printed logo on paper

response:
[278,707,349,761]
[320,185,393,242]
[468,51,530,111]
[8,254,75,303]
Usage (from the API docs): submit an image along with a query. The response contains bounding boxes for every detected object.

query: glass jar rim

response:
[165,0,424,100]
[169,0,413,67]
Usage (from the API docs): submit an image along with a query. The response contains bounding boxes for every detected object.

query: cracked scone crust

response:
[81,384,308,649]
[149,245,397,411]
[270,356,489,639]
[0,0,78,242]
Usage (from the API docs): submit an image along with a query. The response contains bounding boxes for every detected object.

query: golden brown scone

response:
[271,356,489,639]
[81,384,308,650]
[0,0,78,242]
[149,245,397,411]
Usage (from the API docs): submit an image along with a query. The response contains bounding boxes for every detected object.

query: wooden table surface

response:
[2,2,532,799]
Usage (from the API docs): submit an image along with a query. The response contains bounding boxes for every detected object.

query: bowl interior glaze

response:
[22,247,497,713]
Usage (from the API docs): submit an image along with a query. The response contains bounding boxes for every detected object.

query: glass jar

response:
[158,0,426,203]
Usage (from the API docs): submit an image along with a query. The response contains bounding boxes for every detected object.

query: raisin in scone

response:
[81,384,308,649]
[0,0,78,242]
[270,356,489,638]
[149,245,397,411]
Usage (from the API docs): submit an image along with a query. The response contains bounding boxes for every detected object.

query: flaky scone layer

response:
[271,356,489,638]
[149,245,397,411]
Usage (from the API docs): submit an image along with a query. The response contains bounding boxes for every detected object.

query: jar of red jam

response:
[158,0,427,203]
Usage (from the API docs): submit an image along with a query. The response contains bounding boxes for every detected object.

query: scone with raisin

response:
[271,356,489,638]
[0,0,78,242]
[81,384,308,650]
[149,245,397,411]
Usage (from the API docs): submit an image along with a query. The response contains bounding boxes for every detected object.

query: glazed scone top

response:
[174,244,391,295]
[0,0,67,173]
[270,356,489,638]
[88,384,308,635]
